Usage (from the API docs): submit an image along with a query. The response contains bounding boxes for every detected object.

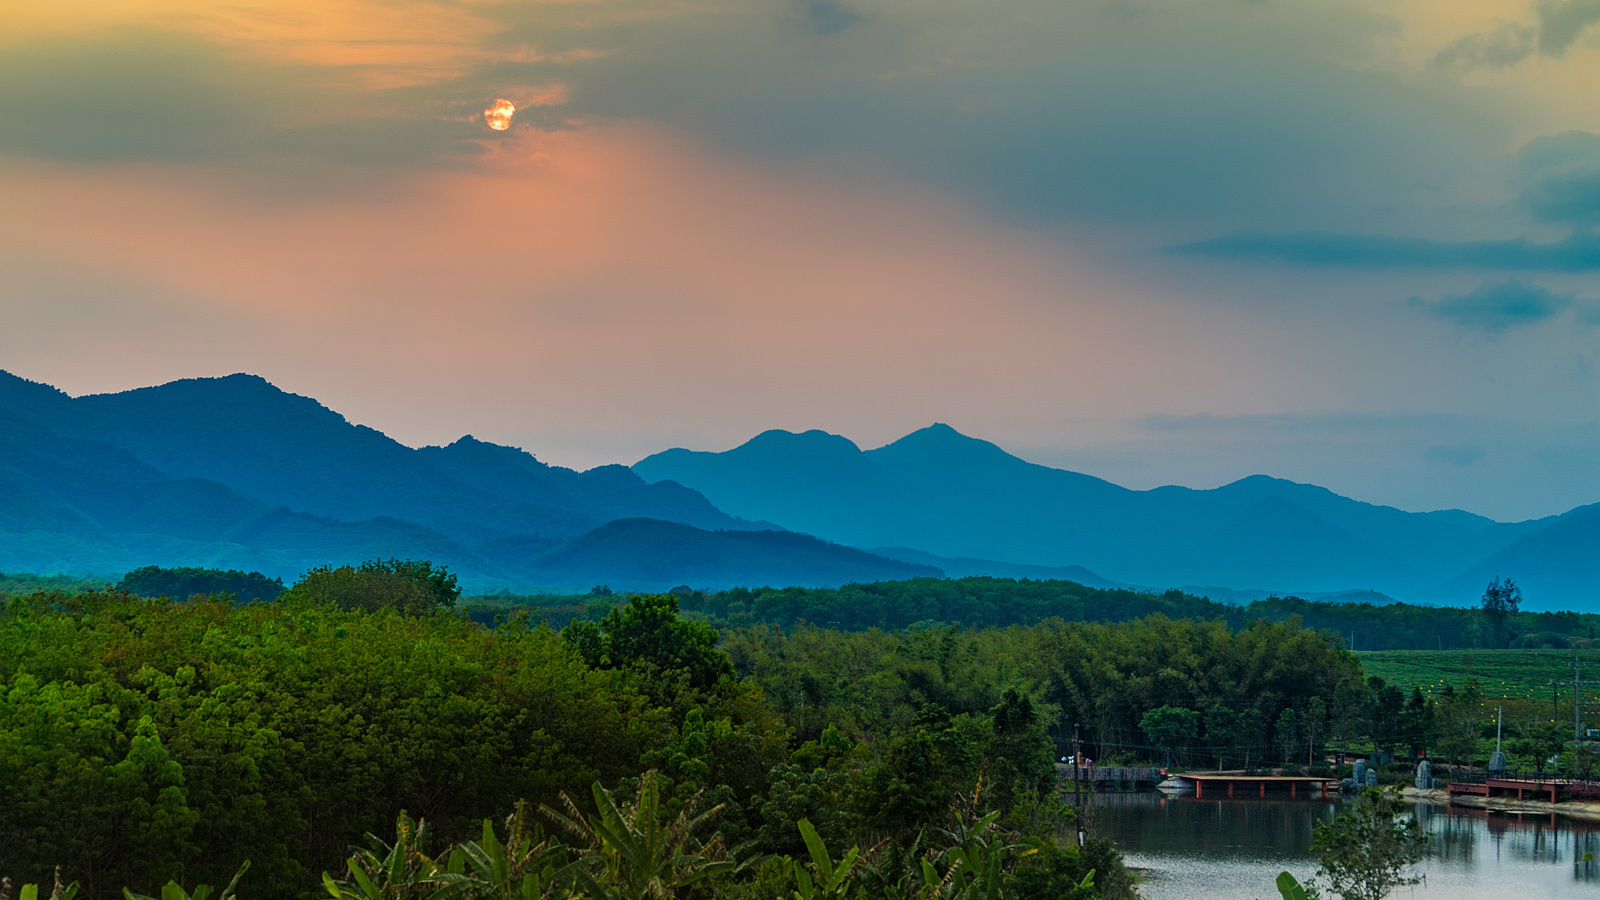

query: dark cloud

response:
[0,31,495,168]
[1424,444,1485,467]
[1434,0,1600,68]
[802,0,864,36]
[1516,131,1600,227]
[1172,231,1600,270]
[571,4,1496,230]
[1411,279,1576,332]
[1177,130,1600,269]
[0,33,271,161]
[1433,22,1536,68]
[1537,0,1600,54]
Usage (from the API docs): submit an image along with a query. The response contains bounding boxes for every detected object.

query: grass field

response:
[1358,648,1600,703]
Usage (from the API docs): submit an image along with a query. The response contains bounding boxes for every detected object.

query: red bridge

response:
[1448,777,1600,803]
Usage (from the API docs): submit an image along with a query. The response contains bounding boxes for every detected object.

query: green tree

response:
[1397,689,1434,760]
[107,716,200,887]
[1303,697,1327,768]
[1204,706,1239,770]
[1479,577,1522,649]
[282,566,439,615]
[1139,706,1200,769]
[118,566,284,603]
[572,594,734,692]
[360,559,461,609]
[1309,787,1428,900]
[1276,709,1300,767]
[1239,709,1267,772]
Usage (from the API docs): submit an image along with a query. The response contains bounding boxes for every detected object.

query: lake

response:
[1090,792,1600,899]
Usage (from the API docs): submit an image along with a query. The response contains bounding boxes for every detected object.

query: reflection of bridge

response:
[1448,776,1600,803]
[1172,773,1339,799]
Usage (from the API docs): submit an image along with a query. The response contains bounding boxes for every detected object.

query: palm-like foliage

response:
[454,803,581,900]
[791,819,861,900]
[542,772,735,900]
[125,862,251,900]
[3,868,80,900]
[322,815,477,900]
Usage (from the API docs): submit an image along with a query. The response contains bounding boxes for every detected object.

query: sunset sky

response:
[4,0,1600,521]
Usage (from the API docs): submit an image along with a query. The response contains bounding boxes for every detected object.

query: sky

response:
[3,0,1600,522]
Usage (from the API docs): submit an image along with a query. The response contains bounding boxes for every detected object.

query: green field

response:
[1358,648,1600,702]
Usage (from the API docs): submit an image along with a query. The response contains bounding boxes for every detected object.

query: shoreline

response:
[1404,785,1600,822]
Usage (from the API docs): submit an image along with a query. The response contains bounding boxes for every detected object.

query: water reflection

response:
[1090,793,1600,899]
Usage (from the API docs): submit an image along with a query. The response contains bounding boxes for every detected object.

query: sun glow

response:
[484,99,515,132]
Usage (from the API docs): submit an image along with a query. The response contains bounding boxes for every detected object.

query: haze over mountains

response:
[634,425,1600,610]
[0,371,927,589]
[2,370,1596,608]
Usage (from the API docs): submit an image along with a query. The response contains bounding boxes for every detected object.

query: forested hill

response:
[634,424,1598,609]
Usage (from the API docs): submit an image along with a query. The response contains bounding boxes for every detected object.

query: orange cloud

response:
[0,124,1275,463]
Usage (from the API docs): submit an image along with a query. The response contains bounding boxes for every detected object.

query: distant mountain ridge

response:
[7,369,1597,607]
[0,371,919,590]
[0,372,746,543]
[634,424,1592,609]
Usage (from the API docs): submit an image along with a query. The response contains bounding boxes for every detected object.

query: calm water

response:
[1090,792,1600,900]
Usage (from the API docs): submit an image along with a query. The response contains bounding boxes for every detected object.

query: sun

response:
[484,99,515,132]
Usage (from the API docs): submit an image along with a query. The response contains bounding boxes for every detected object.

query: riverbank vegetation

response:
[1,566,1588,898]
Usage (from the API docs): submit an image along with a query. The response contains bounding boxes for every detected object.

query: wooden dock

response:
[1173,772,1339,799]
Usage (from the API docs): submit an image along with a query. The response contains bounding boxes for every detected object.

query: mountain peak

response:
[735,428,863,456]
[869,423,1015,465]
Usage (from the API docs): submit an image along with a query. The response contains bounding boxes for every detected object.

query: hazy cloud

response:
[1172,231,1600,270]
[1411,280,1578,332]
[1517,131,1600,227]
[800,0,864,36]
[1424,444,1485,467]
[1537,0,1600,54]
[1433,22,1536,69]
[1434,0,1600,69]
[1176,129,1600,269]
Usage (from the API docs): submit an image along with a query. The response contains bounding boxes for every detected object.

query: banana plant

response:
[1275,872,1312,900]
[453,802,582,900]
[542,771,735,900]
[792,819,860,900]
[4,867,80,900]
[323,814,478,900]
[124,861,250,900]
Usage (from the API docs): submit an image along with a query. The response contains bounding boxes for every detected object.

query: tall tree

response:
[1140,706,1200,769]
[1480,577,1522,649]
[1303,697,1327,768]
[1276,709,1300,767]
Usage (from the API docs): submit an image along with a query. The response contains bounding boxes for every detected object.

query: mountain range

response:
[0,372,926,589]
[634,425,1599,609]
[2,369,1596,607]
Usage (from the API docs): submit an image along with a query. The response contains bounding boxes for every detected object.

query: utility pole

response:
[1072,723,1082,806]
[1072,723,1085,848]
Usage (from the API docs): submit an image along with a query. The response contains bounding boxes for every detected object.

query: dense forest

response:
[0,566,1580,900]
[462,576,1600,651]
